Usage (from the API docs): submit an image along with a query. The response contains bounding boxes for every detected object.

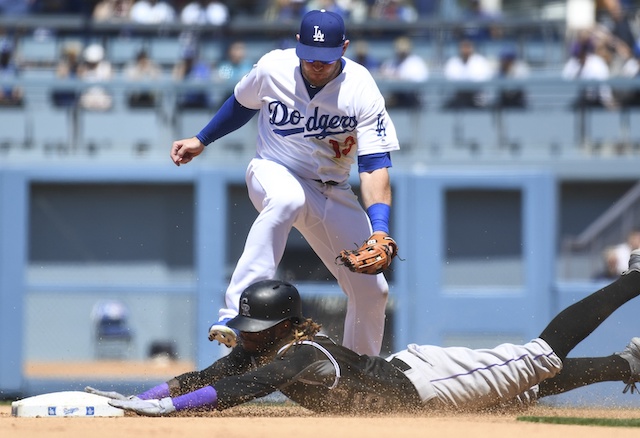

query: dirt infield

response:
[2,404,640,438]
[4,360,639,437]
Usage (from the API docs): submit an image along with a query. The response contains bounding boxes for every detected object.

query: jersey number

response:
[329,136,355,159]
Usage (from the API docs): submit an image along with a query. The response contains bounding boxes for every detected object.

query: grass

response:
[518,416,640,427]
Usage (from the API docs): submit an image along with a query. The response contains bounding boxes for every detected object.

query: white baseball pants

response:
[219,158,389,356]
[389,338,563,409]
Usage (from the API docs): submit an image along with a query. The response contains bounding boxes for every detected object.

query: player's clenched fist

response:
[170,137,205,166]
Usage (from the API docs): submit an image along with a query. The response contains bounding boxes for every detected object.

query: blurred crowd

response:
[0,0,640,112]
[0,0,441,22]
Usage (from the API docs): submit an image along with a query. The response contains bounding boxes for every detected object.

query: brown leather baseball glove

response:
[337,232,398,275]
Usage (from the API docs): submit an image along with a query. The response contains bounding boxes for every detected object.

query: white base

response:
[11,391,125,417]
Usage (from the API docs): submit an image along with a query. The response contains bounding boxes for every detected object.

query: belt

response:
[313,179,339,186]
[390,357,411,372]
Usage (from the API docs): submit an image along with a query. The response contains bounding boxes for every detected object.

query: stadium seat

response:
[108,37,147,66]
[199,39,225,64]
[420,110,457,158]
[149,37,184,67]
[501,109,577,158]
[91,300,134,360]
[522,40,547,67]
[77,85,165,157]
[388,108,421,153]
[177,109,216,140]
[585,109,624,154]
[238,39,281,64]
[80,107,163,157]
[17,36,58,66]
[454,110,499,156]
[28,100,72,154]
[626,108,640,148]
[0,107,28,151]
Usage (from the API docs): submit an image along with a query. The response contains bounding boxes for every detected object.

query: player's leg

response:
[295,183,388,356]
[210,159,307,346]
[538,251,640,361]
[453,250,640,408]
[530,251,640,398]
[537,340,640,397]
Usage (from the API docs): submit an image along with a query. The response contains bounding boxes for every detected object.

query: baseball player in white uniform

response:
[170,9,399,356]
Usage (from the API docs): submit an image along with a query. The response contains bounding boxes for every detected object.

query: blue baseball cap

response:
[296,9,346,63]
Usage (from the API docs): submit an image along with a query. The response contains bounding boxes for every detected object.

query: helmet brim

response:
[295,42,343,63]
[228,315,294,333]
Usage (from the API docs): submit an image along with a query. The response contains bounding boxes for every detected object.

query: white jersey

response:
[234,48,400,184]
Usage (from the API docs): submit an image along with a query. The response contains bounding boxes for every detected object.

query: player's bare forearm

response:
[359,167,392,211]
[170,137,205,166]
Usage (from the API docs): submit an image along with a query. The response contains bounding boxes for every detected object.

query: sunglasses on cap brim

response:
[303,59,338,65]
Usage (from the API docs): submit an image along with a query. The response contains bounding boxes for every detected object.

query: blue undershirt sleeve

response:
[358,152,392,173]
[196,95,259,146]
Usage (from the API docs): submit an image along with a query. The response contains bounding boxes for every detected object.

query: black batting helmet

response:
[227,280,303,333]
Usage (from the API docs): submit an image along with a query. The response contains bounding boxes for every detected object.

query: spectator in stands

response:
[457,0,502,41]
[215,41,253,82]
[442,38,493,109]
[30,1,88,14]
[0,41,23,107]
[493,45,529,109]
[562,34,616,110]
[306,0,349,19]
[620,41,640,77]
[180,0,230,25]
[413,0,438,18]
[214,40,253,107]
[228,0,270,18]
[52,40,83,107]
[264,0,308,22]
[130,0,176,24]
[573,8,633,77]
[92,0,133,22]
[593,245,623,281]
[0,0,34,15]
[612,229,640,274]
[378,36,429,108]
[123,48,163,107]
[618,41,640,106]
[78,43,114,111]
[595,0,636,54]
[370,0,418,22]
[352,40,381,73]
[172,45,212,109]
[344,0,369,22]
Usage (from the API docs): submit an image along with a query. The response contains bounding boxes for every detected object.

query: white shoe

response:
[208,318,238,348]
[623,249,640,274]
[619,337,640,394]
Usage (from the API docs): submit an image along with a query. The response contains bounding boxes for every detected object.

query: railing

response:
[0,14,566,39]
[3,76,640,172]
[561,181,640,277]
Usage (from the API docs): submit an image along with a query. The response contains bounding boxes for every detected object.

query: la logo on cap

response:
[296,9,346,62]
[312,25,325,42]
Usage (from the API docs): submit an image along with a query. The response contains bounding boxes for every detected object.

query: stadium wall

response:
[1,165,639,408]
